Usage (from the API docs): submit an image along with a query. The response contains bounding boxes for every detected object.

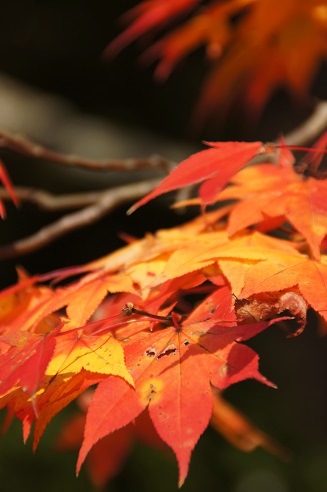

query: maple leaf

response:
[239,254,327,323]
[46,329,134,384]
[0,314,137,431]
[0,218,212,351]
[235,291,308,337]
[0,266,138,342]
[0,149,322,487]
[0,210,301,423]
[189,231,327,327]
[0,205,305,417]
[214,140,327,260]
[0,284,44,331]
[0,281,61,404]
[0,328,58,401]
[32,371,106,448]
[128,141,263,213]
[0,273,137,426]
[77,285,279,486]
[38,271,137,329]
[56,392,169,488]
[57,413,134,488]
[0,315,136,431]
[106,0,200,58]
[109,0,327,123]
[169,136,327,260]
[56,387,286,488]
[0,277,57,339]
[194,0,327,122]
[0,159,18,218]
[150,229,302,288]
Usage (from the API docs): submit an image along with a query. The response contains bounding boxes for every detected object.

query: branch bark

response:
[0,178,160,260]
[0,129,175,173]
[0,186,113,211]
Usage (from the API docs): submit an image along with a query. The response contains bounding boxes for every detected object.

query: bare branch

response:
[2,100,325,259]
[0,186,112,211]
[281,100,327,146]
[0,178,160,260]
[0,129,175,173]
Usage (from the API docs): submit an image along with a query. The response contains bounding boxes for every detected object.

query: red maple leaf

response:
[128,141,263,213]
[76,285,279,485]
[56,392,169,488]
[0,159,18,218]
[105,0,200,58]
[0,330,57,401]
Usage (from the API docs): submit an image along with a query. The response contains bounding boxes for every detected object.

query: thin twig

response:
[0,186,112,211]
[0,178,160,260]
[0,129,175,173]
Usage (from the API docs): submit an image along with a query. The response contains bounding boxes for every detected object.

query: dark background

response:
[0,1,326,491]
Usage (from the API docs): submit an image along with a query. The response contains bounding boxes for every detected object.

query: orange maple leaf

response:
[215,136,327,260]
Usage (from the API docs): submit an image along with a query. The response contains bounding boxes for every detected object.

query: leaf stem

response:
[122,303,172,324]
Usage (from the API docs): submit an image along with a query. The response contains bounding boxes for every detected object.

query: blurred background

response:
[0,1,326,491]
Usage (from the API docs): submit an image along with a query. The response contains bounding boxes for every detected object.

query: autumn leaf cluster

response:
[0,135,326,486]
[107,0,327,123]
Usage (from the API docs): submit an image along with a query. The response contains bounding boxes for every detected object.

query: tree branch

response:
[0,178,160,260]
[1,100,326,259]
[0,186,113,211]
[0,129,175,173]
